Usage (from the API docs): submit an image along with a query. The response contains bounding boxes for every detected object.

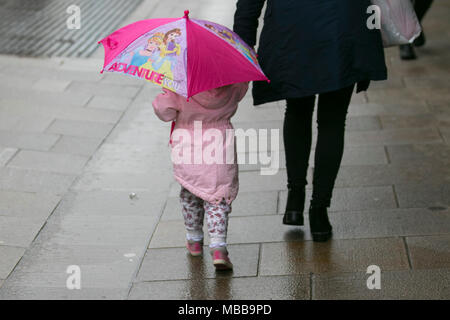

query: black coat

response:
[233,0,388,105]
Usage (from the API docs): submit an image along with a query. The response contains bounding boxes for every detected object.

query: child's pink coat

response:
[152,83,248,205]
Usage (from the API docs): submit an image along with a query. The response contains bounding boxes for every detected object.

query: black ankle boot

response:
[414,31,426,47]
[399,44,417,60]
[283,187,305,226]
[309,205,332,242]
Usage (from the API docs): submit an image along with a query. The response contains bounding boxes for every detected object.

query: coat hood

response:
[190,85,233,110]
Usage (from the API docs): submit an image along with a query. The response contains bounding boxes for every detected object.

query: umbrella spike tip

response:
[184,10,189,18]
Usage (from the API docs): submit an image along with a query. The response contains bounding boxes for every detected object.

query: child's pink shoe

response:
[211,247,233,270]
[186,240,203,256]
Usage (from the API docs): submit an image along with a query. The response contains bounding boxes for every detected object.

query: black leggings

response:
[414,0,434,22]
[283,85,354,207]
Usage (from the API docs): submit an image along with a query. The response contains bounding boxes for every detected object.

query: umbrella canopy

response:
[99,10,268,98]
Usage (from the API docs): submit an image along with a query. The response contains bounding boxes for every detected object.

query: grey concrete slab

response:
[129,275,310,300]
[326,208,450,240]
[11,116,55,133]
[46,119,114,139]
[313,269,450,300]
[0,147,17,166]
[7,150,89,175]
[395,183,450,208]
[0,88,92,108]
[0,190,61,219]
[0,286,129,300]
[105,121,170,147]
[6,243,144,290]
[238,171,287,193]
[71,171,172,193]
[136,244,259,281]
[0,130,60,151]
[84,143,171,174]
[278,186,397,213]
[50,135,103,157]
[120,101,164,124]
[386,144,450,165]
[0,167,76,195]
[345,116,382,131]
[0,246,26,279]
[348,103,429,117]
[406,235,450,270]
[53,190,166,218]
[0,102,122,124]
[334,163,449,187]
[345,127,442,146]
[37,214,160,247]
[32,78,71,92]
[259,238,409,276]
[66,82,140,99]
[0,216,51,248]
[86,96,132,111]
[380,114,437,129]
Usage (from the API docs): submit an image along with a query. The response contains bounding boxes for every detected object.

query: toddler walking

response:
[152,82,248,270]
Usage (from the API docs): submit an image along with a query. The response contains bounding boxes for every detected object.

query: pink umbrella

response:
[99,10,268,99]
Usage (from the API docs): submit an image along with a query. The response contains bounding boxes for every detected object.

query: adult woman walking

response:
[233,0,387,241]
[400,0,434,60]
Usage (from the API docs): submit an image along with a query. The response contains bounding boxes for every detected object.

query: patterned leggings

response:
[180,187,231,248]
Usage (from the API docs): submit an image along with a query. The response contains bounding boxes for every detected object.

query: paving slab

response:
[0,190,61,219]
[10,116,55,133]
[334,163,449,187]
[46,119,114,139]
[32,79,71,92]
[0,286,129,300]
[278,186,397,213]
[345,127,442,146]
[395,183,450,208]
[7,150,89,175]
[53,190,166,218]
[0,88,92,108]
[348,102,430,117]
[86,96,133,111]
[36,214,160,247]
[136,244,259,281]
[129,275,310,300]
[386,144,450,165]
[0,101,122,124]
[84,143,171,174]
[259,238,409,276]
[380,114,437,129]
[0,130,60,151]
[0,216,53,248]
[0,147,17,166]
[4,243,144,290]
[406,235,450,270]
[50,136,104,157]
[66,82,140,99]
[0,246,26,279]
[0,167,76,195]
[312,269,450,300]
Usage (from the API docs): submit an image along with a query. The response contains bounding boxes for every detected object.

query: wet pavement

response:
[0,0,449,299]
